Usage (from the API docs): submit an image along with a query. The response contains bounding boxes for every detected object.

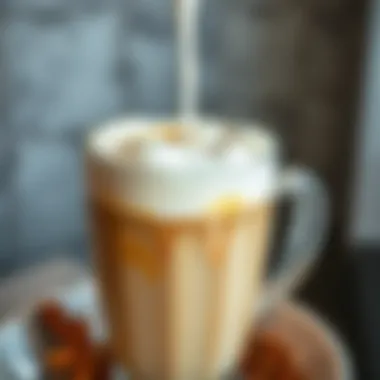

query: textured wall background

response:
[0,0,367,276]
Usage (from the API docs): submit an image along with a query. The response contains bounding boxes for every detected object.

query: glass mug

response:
[86,117,329,380]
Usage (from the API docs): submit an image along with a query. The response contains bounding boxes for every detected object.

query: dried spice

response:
[35,301,306,379]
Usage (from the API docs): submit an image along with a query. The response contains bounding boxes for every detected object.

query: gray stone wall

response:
[0,0,367,276]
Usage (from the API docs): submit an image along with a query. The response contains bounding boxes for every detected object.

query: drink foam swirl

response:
[89,118,280,217]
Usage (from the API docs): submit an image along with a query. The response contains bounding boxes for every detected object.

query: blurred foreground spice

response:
[35,302,306,379]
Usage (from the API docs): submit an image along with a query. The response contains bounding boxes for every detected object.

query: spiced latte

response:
[87,118,281,380]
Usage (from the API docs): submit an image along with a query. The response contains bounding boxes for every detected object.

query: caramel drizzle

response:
[90,195,259,272]
[91,195,272,378]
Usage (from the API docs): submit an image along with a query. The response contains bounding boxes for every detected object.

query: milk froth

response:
[89,118,279,218]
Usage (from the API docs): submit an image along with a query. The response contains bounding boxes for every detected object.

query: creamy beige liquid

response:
[90,190,274,380]
[177,0,200,117]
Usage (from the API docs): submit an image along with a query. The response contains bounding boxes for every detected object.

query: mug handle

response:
[259,166,330,313]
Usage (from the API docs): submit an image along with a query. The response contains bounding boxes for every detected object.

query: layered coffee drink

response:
[87,118,280,380]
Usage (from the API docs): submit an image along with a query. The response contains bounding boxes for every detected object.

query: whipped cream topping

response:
[92,118,275,167]
[88,118,280,217]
